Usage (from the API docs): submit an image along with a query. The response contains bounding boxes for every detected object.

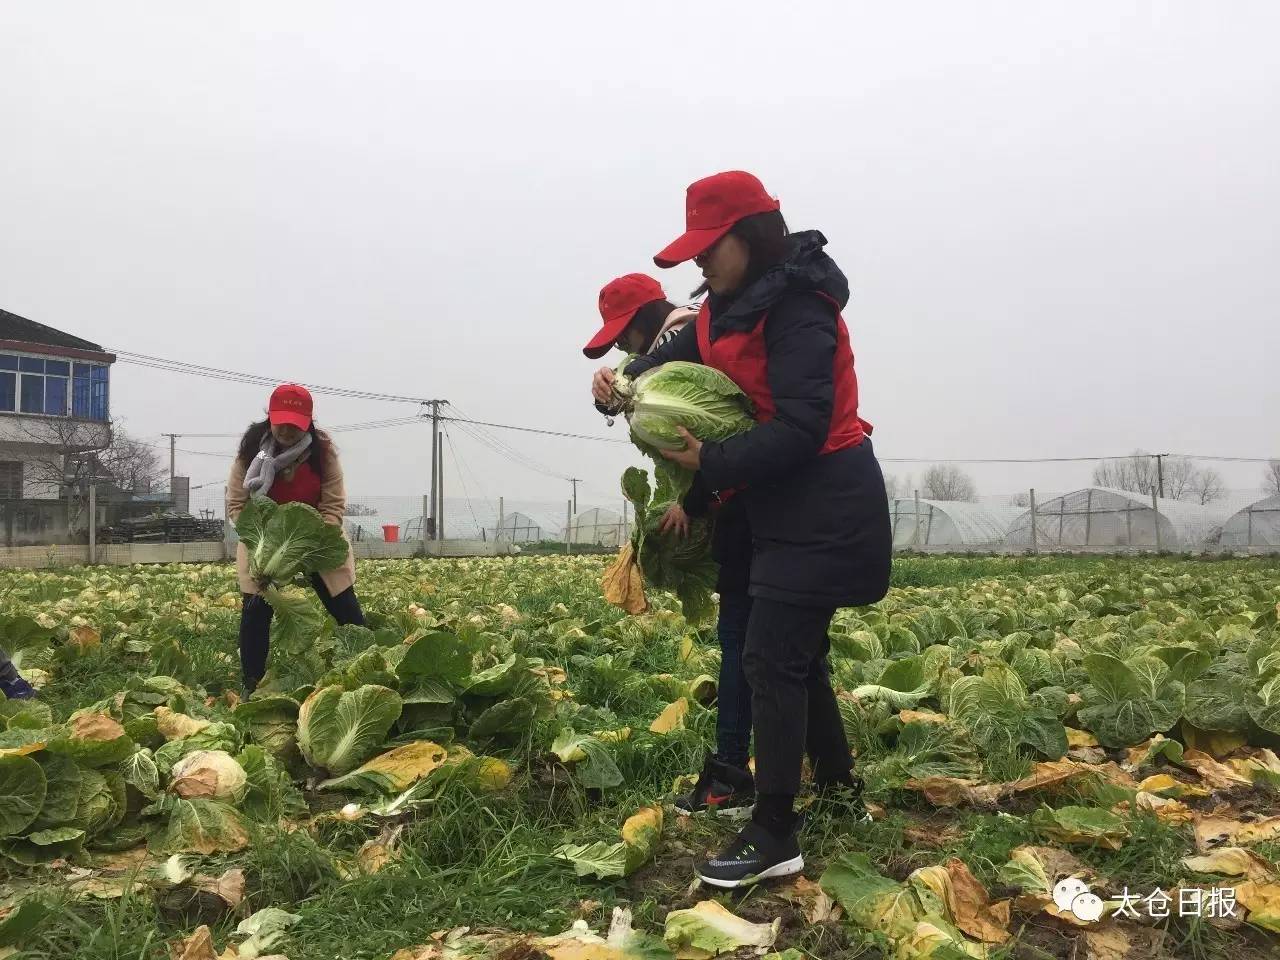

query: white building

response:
[0,308,114,544]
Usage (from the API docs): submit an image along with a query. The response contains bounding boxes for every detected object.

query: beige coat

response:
[226,432,357,597]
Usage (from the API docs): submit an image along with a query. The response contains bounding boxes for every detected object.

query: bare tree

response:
[11,420,166,532]
[10,417,114,532]
[1159,457,1201,501]
[1092,450,1221,503]
[1264,461,1280,498]
[1188,468,1226,505]
[1008,491,1031,507]
[100,432,165,494]
[345,503,378,517]
[1092,451,1158,495]
[922,464,977,501]
[883,473,913,500]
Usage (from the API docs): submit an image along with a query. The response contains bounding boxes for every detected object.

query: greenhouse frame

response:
[1005,487,1234,550]
[1214,495,1280,549]
[484,511,542,543]
[889,499,1025,548]
[563,507,629,547]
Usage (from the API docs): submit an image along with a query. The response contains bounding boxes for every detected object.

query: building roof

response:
[0,308,105,352]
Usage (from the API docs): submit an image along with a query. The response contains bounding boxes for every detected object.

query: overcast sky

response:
[2,2,1276,517]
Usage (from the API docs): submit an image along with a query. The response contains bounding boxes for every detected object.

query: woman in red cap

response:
[588,275,757,816]
[592,171,892,888]
[226,384,363,694]
[582,273,694,364]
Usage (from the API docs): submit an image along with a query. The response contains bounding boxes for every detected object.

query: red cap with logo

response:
[653,171,781,269]
[268,383,313,431]
[582,273,667,359]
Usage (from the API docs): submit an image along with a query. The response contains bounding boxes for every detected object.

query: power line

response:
[114,350,1277,465]
[171,415,426,441]
[445,402,577,482]
[442,425,485,538]
[112,350,441,405]
[441,414,629,445]
[1168,454,1276,464]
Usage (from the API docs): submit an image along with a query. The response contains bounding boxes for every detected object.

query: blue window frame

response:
[0,353,106,419]
[90,366,109,420]
[73,366,91,418]
[19,375,43,413]
[44,376,68,416]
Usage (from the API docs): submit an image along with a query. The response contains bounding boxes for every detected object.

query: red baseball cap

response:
[268,383,313,431]
[582,273,667,359]
[653,171,781,268]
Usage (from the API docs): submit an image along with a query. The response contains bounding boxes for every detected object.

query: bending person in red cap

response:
[227,384,365,695]
[586,275,757,816]
[592,171,891,889]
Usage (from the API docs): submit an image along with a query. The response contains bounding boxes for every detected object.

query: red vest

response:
[268,459,322,508]
[695,293,870,454]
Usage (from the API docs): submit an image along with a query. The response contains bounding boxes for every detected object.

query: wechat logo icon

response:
[1053,877,1104,923]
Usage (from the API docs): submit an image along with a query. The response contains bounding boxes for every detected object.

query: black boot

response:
[675,753,756,816]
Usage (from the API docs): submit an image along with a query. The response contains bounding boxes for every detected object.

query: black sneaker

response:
[0,675,36,700]
[695,821,803,889]
[675,754,755,817]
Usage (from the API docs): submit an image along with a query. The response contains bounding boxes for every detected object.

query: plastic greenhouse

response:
[563,507,628,547]
[889,499,1024,548]
[1214,496,1280,549]
[484,512,542,543]
[1005,487,1233,550]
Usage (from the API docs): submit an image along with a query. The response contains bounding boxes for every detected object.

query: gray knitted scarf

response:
[243,431,313,498]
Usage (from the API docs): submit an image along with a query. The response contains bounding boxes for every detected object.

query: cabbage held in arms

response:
[609,360,754,501]
[234,499,350,654]
[236,499,349,589]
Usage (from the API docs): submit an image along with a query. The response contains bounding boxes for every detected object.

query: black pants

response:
[239,574,365,683]
[714,588,754,769]
[741,597,851,797]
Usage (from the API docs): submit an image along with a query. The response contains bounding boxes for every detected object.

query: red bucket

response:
[382,524,400,543]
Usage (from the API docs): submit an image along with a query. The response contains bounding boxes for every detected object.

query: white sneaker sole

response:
[697,854,804,889]
[675,802,755,819]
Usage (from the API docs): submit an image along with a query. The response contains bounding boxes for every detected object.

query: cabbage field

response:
[2,554,1280,960]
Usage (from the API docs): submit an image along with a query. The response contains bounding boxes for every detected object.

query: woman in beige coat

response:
[226,384,362,694]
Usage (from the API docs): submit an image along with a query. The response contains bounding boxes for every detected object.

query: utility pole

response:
[163,433,178,489]
[429,401,440,541]
[1155,453,1167,500]
[570,478,580,515]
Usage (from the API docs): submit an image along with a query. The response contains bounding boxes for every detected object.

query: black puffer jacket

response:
[626,231,891,608]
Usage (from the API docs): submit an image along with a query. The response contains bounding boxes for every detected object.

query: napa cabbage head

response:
[235,499,349,588]
[611,361,755,499]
